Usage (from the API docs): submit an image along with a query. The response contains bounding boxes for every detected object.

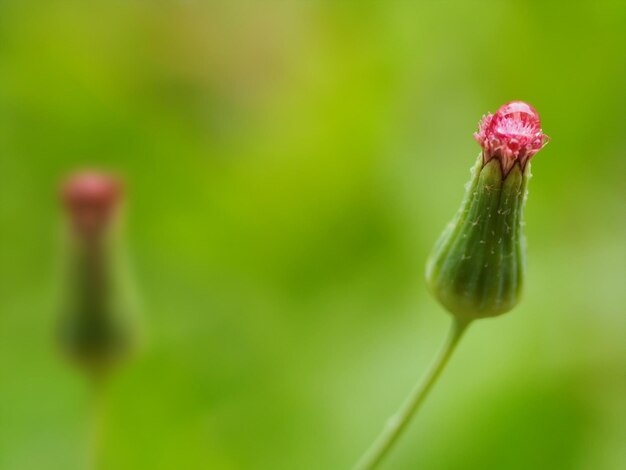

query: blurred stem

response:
[89,373,108,470]
[354,318,471,470]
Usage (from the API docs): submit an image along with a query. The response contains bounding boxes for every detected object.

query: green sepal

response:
[426,155,531,320]
[58,234,138,374]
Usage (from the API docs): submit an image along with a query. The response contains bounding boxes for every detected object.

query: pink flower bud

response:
[58,171,137,374]
[61,171,123,238]
[474,101,550,174]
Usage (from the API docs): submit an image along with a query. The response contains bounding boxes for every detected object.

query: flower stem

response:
[88,373,108,470]
[354,318,471,470]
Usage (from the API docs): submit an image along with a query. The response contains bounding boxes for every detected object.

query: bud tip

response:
[474,100,549,173]
[61,171,123,235]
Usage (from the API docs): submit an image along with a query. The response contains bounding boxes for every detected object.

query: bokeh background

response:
[0,1,625,469]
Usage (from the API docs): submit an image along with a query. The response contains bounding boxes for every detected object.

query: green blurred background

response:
[0,1,625,469]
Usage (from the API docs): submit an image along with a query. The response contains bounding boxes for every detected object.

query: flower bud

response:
[426,102,549,320]
[58,171,138,375]
[62,171,121,239]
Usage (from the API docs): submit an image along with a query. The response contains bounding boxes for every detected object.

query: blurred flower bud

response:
[58,171,138,375]
[426,102,549,320]
[62,171,122,238]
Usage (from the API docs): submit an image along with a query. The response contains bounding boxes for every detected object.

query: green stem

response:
[88,373,108,470]
[354,318,471,470]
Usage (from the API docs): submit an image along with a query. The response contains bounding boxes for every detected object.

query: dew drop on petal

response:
[497,101,540,126]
